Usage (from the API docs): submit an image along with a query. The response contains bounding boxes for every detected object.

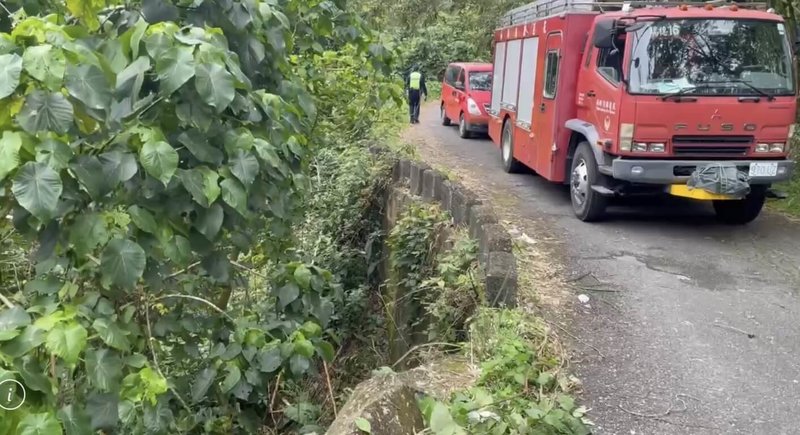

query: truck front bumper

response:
[610,159,795,185]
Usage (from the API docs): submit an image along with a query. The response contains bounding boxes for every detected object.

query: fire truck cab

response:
[489,0,798,223]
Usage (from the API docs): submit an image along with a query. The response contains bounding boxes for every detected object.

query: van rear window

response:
[469,72,492,91]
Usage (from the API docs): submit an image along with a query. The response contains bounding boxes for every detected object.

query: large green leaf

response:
[0,131,23,182]
[35,139,73,171]
[58,405,92,435]
[66,0,105,30]
[144,31,173,59]
[92,318,131,351]
[179,168,220,208]
[0,53,22,99]
[128,205,158,234]
[230,150,260,187]
[18,412,63,435]
[220,365,241,394]
[18,91,74,134]
[195,62,235,112]
[116,56,151,97]
[12,162,63,222]
[45,321,88,365]
[256,347,282,373]
[164,235,192,266]
[140,141,178,186]
[0,306,30,340]
[276,283,299,309]
[86,392,118,431]
[100,239,146,289]
[86,348,123,391]
[99,151,138,183]
[430,402,463,435]
[156,45,195,95]
[17,356,52,394]
[194,203,224,240]
[23,45,66,90]
[65,64,112,110]
[130,19,148,59]
[178,129,223,165]
[190,367,217,403]
[71,156,111,199]
[70,212,108,256]
[221,177,247,216]
[1,326,45,358]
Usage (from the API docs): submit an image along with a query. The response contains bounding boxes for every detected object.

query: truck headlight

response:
[632,142,664,153]
[770,143,786,153]
[467,98,481,116]
[620,123,634,151]
[755,143,785,153]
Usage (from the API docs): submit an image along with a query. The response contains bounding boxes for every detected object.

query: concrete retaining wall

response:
[379,147,518,308]
[325,148,519,435]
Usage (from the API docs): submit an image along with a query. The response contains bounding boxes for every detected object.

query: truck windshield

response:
[628,19,795,96]
[469,71,492,91]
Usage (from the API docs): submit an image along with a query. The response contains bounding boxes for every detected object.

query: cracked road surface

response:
[404,103,800,435]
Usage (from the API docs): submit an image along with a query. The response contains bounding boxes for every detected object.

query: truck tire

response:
[441,104,451,126]
[501,119,523,173]
[459,113,471,139]
[570,142,608,222]
[713,188,766,225]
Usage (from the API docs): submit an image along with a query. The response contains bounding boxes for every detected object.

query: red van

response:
[440,62,493,138]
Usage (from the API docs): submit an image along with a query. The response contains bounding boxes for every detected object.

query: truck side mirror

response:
[593,19,616,49]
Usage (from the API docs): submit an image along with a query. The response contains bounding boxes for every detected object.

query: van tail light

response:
[467,98,482,116]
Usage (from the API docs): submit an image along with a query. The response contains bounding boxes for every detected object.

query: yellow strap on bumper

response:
[667,184,737,201]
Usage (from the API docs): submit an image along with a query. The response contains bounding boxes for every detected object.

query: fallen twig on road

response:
[618,394,687,419]
[566,271,592,283]
[579,287,621,293]
[711,322,756,339]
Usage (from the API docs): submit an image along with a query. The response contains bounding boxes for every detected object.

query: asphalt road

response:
[404,104,800,435]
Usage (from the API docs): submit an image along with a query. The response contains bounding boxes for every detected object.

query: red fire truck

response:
[488,0,798,223]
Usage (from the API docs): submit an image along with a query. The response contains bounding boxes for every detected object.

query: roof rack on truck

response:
[499,0,770,26]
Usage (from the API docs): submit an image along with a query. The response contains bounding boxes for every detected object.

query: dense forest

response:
[0,0,796,433]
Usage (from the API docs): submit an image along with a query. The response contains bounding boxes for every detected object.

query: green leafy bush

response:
[420,309,591,435]
[0,0,395,433]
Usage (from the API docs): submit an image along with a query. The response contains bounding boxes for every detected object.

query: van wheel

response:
[501,120,523,173]
[459,113,471,139]
[713,187,766,225]
[440,104,451,126]
[570,142,608,222]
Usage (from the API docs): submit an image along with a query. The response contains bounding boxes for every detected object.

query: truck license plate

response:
[749,162,778,177]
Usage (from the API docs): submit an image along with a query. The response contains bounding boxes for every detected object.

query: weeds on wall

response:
[386,204,483,346]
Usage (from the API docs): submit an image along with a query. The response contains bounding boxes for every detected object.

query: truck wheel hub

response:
[571,160,589,206]
[502,128,511,161]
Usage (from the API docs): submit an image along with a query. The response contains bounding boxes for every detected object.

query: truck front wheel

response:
[570,142,608,222]
[713,188,766,225]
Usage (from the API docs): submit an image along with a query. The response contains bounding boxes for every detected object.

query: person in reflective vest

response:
[405,66,428,124]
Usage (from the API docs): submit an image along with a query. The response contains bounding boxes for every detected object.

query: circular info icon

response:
[0,379,26,411]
